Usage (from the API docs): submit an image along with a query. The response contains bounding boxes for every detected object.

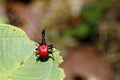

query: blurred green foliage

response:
[0,16,9,24]
[64,0,120,40]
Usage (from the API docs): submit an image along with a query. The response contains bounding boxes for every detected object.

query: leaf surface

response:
[0,24,65,80]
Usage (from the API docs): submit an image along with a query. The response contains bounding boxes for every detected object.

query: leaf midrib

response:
[2,52,34,80]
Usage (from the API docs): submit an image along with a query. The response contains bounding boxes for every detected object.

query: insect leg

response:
[48,44,53,49]
[49,51,54,61]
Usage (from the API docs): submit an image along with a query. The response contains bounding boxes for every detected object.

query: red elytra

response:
[35,30,54,61]
[38,44,49,57]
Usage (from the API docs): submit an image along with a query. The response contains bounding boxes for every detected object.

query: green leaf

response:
[0,24,65,80]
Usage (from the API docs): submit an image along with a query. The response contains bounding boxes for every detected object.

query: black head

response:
[41,29,46,45]
[42,29,45,38]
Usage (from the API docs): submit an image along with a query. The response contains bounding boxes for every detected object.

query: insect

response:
[35,30,54,61]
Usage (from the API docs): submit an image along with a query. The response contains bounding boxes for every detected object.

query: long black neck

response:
[41,29,46,45]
